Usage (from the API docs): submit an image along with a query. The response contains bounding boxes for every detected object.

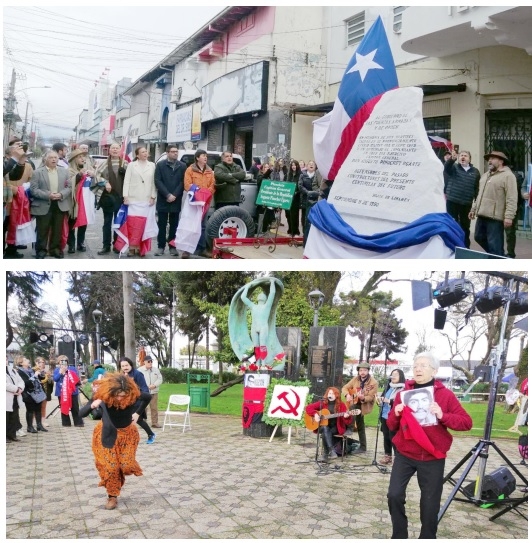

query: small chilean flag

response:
[73,175,96,228]
[313,16,398,181]
[113,202,158,257]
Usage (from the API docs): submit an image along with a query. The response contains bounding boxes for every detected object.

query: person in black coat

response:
[443,150,480,248]
[154,145,185,256]
[119,357,156,444]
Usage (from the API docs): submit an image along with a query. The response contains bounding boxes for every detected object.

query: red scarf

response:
[401,405,446,459]
[60,369,80,415]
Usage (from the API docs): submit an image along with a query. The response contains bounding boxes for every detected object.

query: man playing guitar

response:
[342,361,378,453]
[305,387,354,462]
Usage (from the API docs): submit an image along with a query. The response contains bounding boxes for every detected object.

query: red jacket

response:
[387,379,472,461]
[305,400,353,435]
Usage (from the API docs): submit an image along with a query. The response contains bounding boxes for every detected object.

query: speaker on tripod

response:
[463,467,516,501]
[57,341,75,363]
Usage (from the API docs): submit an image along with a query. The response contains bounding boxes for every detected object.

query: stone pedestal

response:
[243,421,282,438]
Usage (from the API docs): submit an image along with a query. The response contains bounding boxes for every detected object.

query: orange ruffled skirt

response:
[92,421,142,497]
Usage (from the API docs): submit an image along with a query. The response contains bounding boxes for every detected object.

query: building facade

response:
[292,6,532,177]
[123,6,327,167]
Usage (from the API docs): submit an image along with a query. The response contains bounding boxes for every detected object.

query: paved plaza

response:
[5,400,528,539]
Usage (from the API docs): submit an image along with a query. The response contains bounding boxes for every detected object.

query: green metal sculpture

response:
[229,277,285,369]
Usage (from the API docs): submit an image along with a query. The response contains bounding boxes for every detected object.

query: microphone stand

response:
[370,388,390,474]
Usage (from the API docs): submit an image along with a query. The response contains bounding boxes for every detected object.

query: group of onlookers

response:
[443,149,529,257]
[6,355,54,442]
[252,156,326,244]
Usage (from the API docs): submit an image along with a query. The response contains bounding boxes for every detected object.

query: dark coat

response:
[154,159,185,212]
[444,159,481,205]
[298,171,322,209]
[214,161,247,205]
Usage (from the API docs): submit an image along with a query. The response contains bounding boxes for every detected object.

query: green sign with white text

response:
[256,180,296,210]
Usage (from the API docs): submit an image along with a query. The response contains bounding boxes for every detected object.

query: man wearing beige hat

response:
[138,355,163,428]
[469,151,517,256]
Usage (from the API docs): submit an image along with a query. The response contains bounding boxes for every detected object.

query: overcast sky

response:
[3,4,225,140]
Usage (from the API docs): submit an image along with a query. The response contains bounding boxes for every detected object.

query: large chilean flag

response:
[313,16,398,181]
[73,175,96,228]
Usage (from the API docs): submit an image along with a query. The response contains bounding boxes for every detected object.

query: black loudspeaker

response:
[57,341,75,363]
[464,467,516,500]
[434,308,447,330]
[473,365,492,382]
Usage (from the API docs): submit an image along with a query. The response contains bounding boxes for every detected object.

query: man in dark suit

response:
[30,150,71,258]
[153,145,185,256]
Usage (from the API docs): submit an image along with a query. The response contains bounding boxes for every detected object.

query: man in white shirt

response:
[138,355,163,427]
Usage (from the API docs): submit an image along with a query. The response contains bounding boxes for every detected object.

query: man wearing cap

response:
[66,148,93,253]
[469,151,518,256]
[341,361,378,452]
[138,355,163,428]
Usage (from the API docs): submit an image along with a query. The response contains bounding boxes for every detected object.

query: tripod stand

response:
[370,396,390,474]
[438,276,528,522]
[46,381,91,419]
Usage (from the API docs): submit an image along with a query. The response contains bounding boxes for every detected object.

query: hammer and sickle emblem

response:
[271,388,301,416]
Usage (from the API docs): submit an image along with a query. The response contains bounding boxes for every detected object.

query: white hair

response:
[413,351,440,371]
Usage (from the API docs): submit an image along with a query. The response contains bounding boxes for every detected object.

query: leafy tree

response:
[339,288,407,363]
[6,272,52,347]
[66,272,125,361]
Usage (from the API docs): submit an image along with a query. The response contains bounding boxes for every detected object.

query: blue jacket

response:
[53,365,80,397]
[129,368,150,394]
[87,366,106,383]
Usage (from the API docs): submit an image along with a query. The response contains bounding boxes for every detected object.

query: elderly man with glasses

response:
[386,352,472,539]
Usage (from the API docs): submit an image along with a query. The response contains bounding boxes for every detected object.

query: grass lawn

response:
[157,383,527,440]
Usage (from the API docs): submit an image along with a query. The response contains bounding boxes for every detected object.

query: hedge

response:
[160,367,236,384]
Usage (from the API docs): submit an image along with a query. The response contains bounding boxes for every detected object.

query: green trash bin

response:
[190,386,209,408]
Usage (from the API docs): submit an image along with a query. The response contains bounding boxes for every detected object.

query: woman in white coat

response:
[6,360,25,442]
[122,147,156,256]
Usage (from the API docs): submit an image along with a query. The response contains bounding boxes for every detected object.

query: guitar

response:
[304,408,361,432]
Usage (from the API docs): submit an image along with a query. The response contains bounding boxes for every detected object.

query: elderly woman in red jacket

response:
[386,352,472,539]
[305,386,353,462]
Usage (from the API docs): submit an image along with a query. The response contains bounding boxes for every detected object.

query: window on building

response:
[393,6,407,33]
[237,13,255,35]
[346,11,365,47]
[424,116,451,160]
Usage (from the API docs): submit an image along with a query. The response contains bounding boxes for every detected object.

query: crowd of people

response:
[2,139,327,258]
[306,352,473,539]
[4,137,530,258]
[443,149,528,257]
[6,351,165,510]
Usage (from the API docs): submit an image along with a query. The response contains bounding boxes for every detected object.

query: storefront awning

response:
[291,84,466,118]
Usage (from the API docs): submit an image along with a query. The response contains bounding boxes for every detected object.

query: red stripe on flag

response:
[328,94,384,181]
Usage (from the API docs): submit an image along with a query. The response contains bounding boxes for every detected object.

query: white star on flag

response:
[346,49,383,82]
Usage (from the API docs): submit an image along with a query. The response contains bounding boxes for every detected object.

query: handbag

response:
[28,380,47,404]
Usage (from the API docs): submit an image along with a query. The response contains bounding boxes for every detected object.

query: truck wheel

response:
[206,205,256,243]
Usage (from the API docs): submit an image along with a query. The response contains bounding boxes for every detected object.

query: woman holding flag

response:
[66,149,97,254]
[95,142,127,255]
[120,147,157,257]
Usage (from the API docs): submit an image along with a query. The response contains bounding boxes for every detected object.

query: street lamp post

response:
[92,309,103,363]
[308,289,325,327]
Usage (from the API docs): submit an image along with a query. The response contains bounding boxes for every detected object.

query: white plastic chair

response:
[162,394,191,433]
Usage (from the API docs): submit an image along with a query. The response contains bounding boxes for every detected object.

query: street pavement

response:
[6,400,528,539]
[10,208,532,260]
